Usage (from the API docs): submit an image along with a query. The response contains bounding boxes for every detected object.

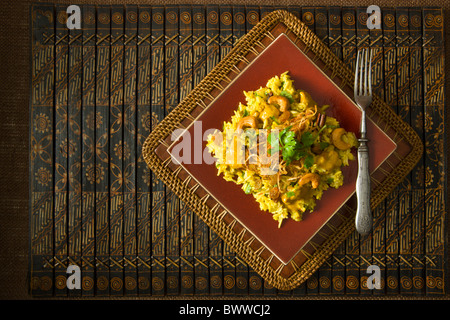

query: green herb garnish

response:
[267,127,317,166]
[254,91,265,99]
[268,124,327,166]
[270,116,280,125]
[303,154,314,169]
[244,183,252,194]
[319,141,330,150]
[286,191,296,198]
[280,90,295,103]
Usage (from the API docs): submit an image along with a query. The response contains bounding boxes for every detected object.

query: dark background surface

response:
[1,0,448,299]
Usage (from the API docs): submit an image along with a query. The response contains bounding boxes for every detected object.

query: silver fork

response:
[354,48,373,236]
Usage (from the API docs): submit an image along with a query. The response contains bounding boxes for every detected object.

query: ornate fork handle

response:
[355,136,372,236]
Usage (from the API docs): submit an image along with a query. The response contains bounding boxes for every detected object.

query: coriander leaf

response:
[276,126,320,166]
[300,131,315,147]
[304,154,314,169]
[286,191,296,198]
[294,150,308,160]
[319,142,329,150]
[281,130,296,146]
[281,125,292,135]
[282,145,294,162]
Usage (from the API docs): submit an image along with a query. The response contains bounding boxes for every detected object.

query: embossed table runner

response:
[29,4,446,297]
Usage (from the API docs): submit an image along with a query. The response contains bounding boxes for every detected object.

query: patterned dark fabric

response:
[28,4,445,297]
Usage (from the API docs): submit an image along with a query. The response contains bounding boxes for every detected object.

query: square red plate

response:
[166,33,397,264]
[144,11,423,290]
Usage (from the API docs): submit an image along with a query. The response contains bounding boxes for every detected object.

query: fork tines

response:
[354,48,373,98]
